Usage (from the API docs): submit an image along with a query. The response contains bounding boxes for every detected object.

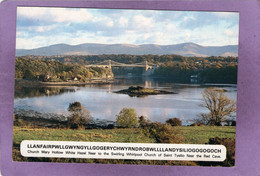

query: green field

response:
[13,126,235,145]
[13,126,155,144]
[13,126,235,166]
[173,126,235,144]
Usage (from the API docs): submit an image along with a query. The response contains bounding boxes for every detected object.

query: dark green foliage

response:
[16,54,237,84]
[13,115,29,126]
[153,61,195,82]
[143,122,185,143]
[201,65,237,84]
[153,56,237,83]
[15,57,113,82]
[231,121,236,126]
[68,102,82,112]
[115,86,174,97]
[116,108,138,128]
[189,122,205,126]
[138,116,150,128]
[67,102,92,129]
[207,137,235,167]
[166,118,182,126]
[23,70,34,79]
[14,85,75,99]
[107,124,115,129]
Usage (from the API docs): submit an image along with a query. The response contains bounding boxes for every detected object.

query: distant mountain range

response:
[16,43,238,57]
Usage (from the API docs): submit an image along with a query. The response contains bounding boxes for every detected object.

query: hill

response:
[16,42,238,57]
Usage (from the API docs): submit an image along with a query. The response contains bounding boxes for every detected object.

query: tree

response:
[67,102,92,129]
[200,88,236,126]
[23,69,34,79]
[166,118,182,126]
[138,116,150,128]
[116,108,138,128]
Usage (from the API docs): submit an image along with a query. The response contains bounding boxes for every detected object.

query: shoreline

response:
[15,78,114,87]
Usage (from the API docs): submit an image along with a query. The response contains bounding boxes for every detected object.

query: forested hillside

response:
[15,54,237,84]
[15,57,113,82]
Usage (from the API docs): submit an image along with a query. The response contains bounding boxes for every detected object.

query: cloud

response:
[50,8,93,23]
[118,17,129,28]
[16,7,239,49]
[105,18,114,28]
[224,29,237,37]
[16,37,44,49]
[18,7,94,23]
[35,25,57,32]
[17,7,49,20]
[129,15,154,31]
[183,15,196,21]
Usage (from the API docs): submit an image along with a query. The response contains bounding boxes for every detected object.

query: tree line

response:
[17,54,238,84]
[154,60,237,83]
[15,57,113,82]
[32,54,237,65]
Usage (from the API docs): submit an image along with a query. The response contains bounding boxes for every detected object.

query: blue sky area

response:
[16,7,239,49]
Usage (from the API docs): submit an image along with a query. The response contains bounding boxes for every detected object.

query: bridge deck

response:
[85,64,150,67]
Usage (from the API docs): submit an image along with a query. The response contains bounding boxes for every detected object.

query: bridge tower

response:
[145,61,149,71]
[108,60,112,69]
[143,61,157,76]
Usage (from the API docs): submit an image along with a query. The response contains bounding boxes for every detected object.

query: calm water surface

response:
[14,77,237,125]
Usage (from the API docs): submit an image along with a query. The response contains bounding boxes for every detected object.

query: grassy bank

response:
[13,127,155,144]
[174,126,235,144]
[13,126,235,166]
[13,126,235,145]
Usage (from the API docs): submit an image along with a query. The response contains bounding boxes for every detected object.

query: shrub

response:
[206,137,235,166]
[190,122,205,126]
[107,124,115,129]
[138,116,150,128]
[231,121,236,126]
[166,118,182,126]
[13,118,28,126]
[116,108,138,128]
[13,114,29,126]
[144,122,185,143]
[67,102,92,129]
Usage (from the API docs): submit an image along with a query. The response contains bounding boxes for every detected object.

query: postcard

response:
[12,7,238,166]
[1,0,260,176]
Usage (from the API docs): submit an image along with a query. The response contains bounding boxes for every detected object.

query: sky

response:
[16,7,239,49]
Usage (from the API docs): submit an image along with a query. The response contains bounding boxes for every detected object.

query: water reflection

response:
[14,77,237,125]
[15,86,77,98]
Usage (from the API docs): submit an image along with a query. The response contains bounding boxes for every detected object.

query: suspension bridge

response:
[85,60,158,75]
